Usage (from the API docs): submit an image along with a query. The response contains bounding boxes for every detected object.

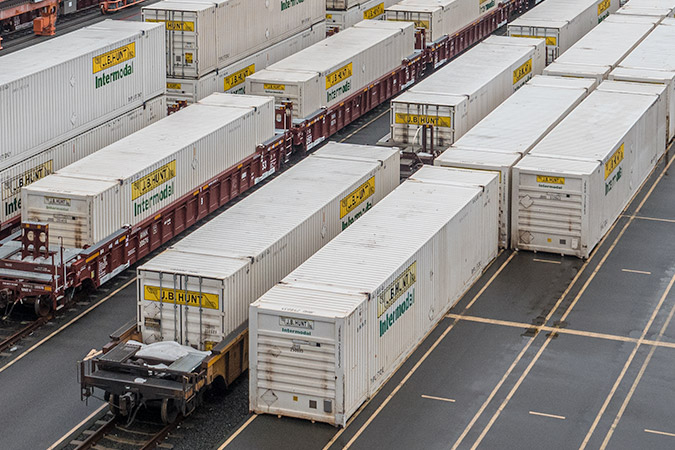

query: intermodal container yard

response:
[2,0,675,449]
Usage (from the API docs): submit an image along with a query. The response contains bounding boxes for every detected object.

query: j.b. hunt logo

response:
[95,62,134,89]
[378,262,417,337]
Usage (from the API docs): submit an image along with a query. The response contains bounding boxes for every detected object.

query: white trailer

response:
[249,165,498,426]
[22,94,274,248]
[391,36,546,148]
[511,81,667,258]
[435,75,594,247]
[609,18,675,141]
[508,0,621,63]
[327,0,398,33]
[137,143,399,351]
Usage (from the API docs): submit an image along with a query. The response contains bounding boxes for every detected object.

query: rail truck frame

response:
[0,0,525,319]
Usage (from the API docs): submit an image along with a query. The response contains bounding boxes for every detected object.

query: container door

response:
[515,172,584,257]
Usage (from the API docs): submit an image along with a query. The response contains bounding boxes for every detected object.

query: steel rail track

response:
[0,316,47,354]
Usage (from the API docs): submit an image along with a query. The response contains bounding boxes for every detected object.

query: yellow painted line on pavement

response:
[339,108,390,143]
[465,252,517,310]
[421,394,456,403]
[621,269,651,275]
[218,414,258,449]
[47,403,107,449]
[529,411,565,420]
[629,215,675,224]
[645,429,675,438]
[533,258,561,264]
[0,277,137,374]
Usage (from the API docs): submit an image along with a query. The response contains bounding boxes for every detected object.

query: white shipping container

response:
[327,0,396,32]
[508,0,620,64]
[512,82,667,258]
[609,18,675,140]
[391,37,546,147]
[143,0,325,79]
[542,15,658,84]
[0,21,165,166]
[1,96,166,230]
[165,22,326,108]
[21,94,275,248]
[435,76,594,247]
[137,143,400,350]
[385,0,492,42]
[246,20,415,119]
[327,0,359,10]
[249,166,498,426]
[615,0,675,17]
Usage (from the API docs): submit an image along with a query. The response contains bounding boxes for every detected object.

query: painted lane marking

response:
[529,411,565,420]
[0,277,137,374]
[421,394,455,403]
[599,280,675,449]
[444,313,675,350]
[533,258,561,264]
[465,252,517,310]
[621,269,651,275]
[217,414,258,449]
[83,348,103,361]
[624,215,675,224]
[644,429,675,438]
[47,403,107,449]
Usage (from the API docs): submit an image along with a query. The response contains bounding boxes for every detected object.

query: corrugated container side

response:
[1,96,166,228]
[0,21,166,166]
[165,22,326,107]
[250,166,498,426]
[137,143,399,350]
[22,95,275,248]
[246,21,415,118]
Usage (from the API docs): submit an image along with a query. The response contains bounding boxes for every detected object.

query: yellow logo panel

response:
[378,262,417,318]
[92,42,135,74]
[537,175,565,185]
[166,82,182,90]
[511,34,557,46]
[597,0,611,15]
[144,285,219,310]
[326,63,353,89]
[395,113,452,128]
[224,64,255,91]
[363,2,384,19]
[605,143,624,180]
[132,160,176,200]
[513,59,533,84]
[146,19,195,32]
[340,176,375,219]
[264,83,285,91]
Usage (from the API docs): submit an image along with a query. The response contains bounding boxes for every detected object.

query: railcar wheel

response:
[160,399,179,424]
[33,296,52,317]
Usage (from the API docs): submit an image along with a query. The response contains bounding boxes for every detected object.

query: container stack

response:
[136,142,400,351]
[543,14,659,85]
[511,80,667,258]
[247,20,416,119]
[507,0,621,64]
[0,20,167,233]
[143,0,327,109]
[390,35,546,148]
[249,165,499,426]
[326,0,398,34]
[384,0,498,41]
[435,75,595,248]
[22,94,276,249]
